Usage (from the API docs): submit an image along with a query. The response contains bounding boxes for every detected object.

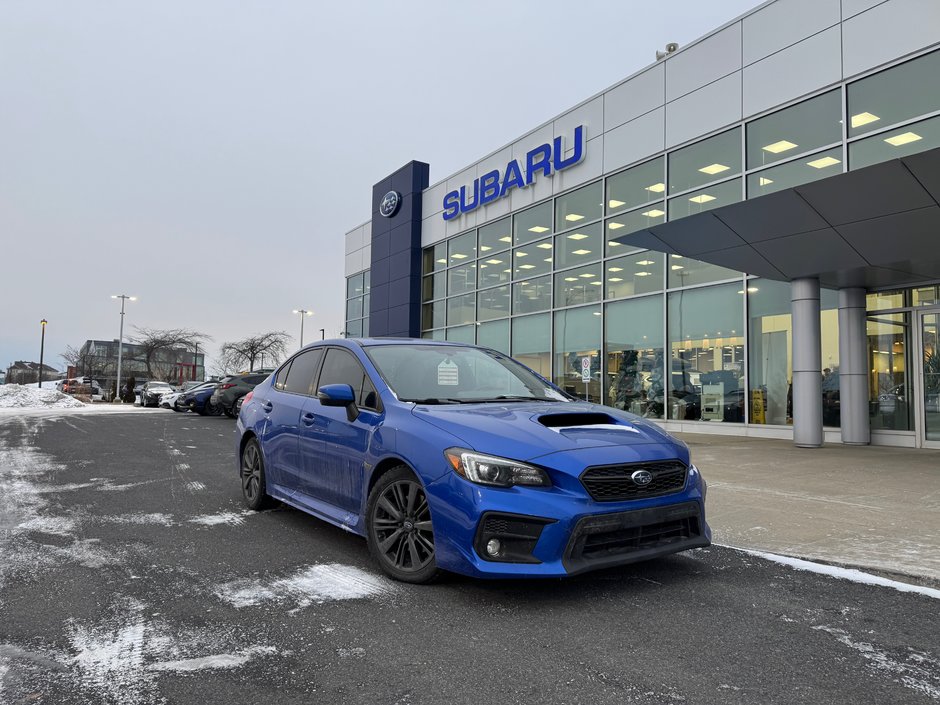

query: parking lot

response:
[1,410,939,704]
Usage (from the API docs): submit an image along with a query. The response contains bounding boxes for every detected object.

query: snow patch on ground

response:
[185,481,205,492]
[149,645,277,672]
[730,547,940,599]
[16,516,78,535]
[189,510,253,526]
[99,513,176,527]
[0,385,85,409]
[216,563,395,609]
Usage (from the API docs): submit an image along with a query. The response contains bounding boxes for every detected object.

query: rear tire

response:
[366,466,440,584]
[240,438,272,510]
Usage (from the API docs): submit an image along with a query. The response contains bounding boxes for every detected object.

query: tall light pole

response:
[292,309,313,347]
[112,295,136,402]
[38,319,47,387]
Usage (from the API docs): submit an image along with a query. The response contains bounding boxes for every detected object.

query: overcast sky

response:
[0,0,762,374]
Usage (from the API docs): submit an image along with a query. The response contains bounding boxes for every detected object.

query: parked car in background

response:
[162,381,218,411]
[212,372,270,418]
[140,381,174,408]
[178,384,220,415]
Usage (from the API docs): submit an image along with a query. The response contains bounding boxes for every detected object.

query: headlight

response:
[444,448,551,488]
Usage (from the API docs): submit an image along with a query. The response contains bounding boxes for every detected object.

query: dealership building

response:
[344,0,940,449]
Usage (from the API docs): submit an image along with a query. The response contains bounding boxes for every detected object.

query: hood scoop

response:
[538,412,618,428]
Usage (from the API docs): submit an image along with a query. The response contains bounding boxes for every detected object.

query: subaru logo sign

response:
[631,470,653,486]
[379,190,401,218]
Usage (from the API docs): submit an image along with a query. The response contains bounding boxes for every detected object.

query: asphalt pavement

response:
[0,410,938,704]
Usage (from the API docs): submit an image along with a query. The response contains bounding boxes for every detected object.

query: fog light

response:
[485,538,502,557]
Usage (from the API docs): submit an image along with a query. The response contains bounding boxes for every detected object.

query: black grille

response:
[474,513,555,564]
[581,517,699,559]
[580,460,687,502]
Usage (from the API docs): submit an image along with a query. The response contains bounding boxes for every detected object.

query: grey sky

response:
[0,0,761,374]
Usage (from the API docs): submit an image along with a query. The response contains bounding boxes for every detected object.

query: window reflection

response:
[513,238,553,279]
[513,276,552,315]
[477,285,510,321]
[849,114,940,171]
[478,319,510,354]
[848,49,940,137]
[422,302,445,330]
[555,222,602,269]
[448,231,477,265]
[446,325,475,344]
[668,128,741,194]
[667,255,740,288]
[446,294,475,326]
[746,90,841,169]
[512,313,551,377]
[423,242,448,274]
[606,296,664,418]
[747,147,843,197]
[605,205,665,255]
[606,157,665,214]
[477,252,512,288]
[668,178,742,220]
[478,217,512,255]
[555,181,602,231]
[748,280,792,425]
[513,202,553,245]
[447,262,476,295]
[554,306,602,403]
[867,313,911,431]
[555,263,603,306]
[606,251,665,298]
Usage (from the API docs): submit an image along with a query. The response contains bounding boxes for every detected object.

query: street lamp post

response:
[38,319,47,387]
[112,295,136,402]
[292,309,313,347]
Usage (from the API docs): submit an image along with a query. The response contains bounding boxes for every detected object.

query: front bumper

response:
[426,465,710,579]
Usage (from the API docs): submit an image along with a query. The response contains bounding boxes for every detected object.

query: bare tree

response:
[130,327,211,381]
[219,332,290,373]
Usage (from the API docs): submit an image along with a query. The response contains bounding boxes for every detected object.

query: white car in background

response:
[161,381,217,411]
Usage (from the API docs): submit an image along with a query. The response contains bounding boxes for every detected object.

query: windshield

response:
[364,344,571,404]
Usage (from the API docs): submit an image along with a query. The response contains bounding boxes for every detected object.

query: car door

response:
[261,348,324,493]
[299,347,382,514]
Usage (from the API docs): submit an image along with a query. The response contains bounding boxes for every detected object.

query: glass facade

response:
[345,270,370,337]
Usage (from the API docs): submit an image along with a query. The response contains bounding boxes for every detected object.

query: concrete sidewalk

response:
[678,432,940,587]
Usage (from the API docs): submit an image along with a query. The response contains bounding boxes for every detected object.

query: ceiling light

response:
[747,287,759,293]
[572,249,592,255]
[544,257,553,262]
[884,131,922,147]
[671,265,684,270]
[698,163,730,175]
[451,253,468,259]
[608,241,621,247]
[850,112,880,128]
[609,277,623,282]
[478,264,488,269]
[671,254,683,259]
[579,273,596,278]
[608,222,625,230]
[608,199,625,208]
[519,264,535,269]
[499,236,512,243]
[567,233,589,240]
[515,251,528,257]
[762,140,798,154]
[528,225,549,233]
[565,214,585,222]
[590,281,603,285]
[608,266,624,272]
[689,194,715,204]
[486,259,503,265]
[564,277,577,282]
[646,183,666,193]
[592,312,601,316]
[636,260,654,266]
[759,177,774,186]
[537,242,553,249]
[635,272,652,277]
[436,258,447,264]
[807,156,841,169]
[479,245,491,252]
[642,209,665,218]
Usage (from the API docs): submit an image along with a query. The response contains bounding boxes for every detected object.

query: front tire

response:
[366,466,440,584]
[240,438,272,510]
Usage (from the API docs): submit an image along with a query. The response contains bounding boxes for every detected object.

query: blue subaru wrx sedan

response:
[236,339,710,583]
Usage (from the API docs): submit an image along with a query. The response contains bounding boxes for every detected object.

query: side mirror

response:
[317,383,359,422]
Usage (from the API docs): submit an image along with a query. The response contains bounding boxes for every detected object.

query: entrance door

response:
[915,310,940,449]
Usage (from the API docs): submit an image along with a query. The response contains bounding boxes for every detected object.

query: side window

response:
[274,362,292,391]
[317,349,380,411]
[247,374,268,385]
[283,349,324,395]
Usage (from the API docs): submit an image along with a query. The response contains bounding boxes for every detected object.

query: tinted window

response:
[282,349,324,395]
[318,348,377,409]
[246,374,268,385]
[274,361,292,390]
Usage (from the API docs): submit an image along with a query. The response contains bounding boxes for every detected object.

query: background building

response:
[345,0,940,449]
[78,339,205,390]
[3,361,60,385]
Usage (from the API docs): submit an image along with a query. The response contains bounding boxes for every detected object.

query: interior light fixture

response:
[579,273,596,278]
[592,311,601,316]
[564,277,577,282]
[609,277,623,282]
[698,163,730,175]
[519,264,535,269]
[608,241,621,247]
[646,183,666,193]
[608,199,625,208]
[544,257,553,262]
[537,242,553,249]
[689,194,715,204]
[436,258,447,264]
[528,225,549,233]
[884,132,922,147]
[671,265,684,270]
[515,251,528,257]
[608,222,625,230]
[747,287,759,293]
[671,254,683,259]
[850,112,880,129]
[762,140,798,154]
[642,209,665,218]
[635,272,652,277]
[572,249,592,255]
[608,266,624,272]
[590,281,603,286]
[478,264,488,269]
[479,245,492,252]
[807,156,841,169]
[499,236,512,243]
[567,233,589,240]
[635,260,654,266]
[759,177,774,186]
[565,214,585,222]
[486,259,503,265]
[451,253,468,259]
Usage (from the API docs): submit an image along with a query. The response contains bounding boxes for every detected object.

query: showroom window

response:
[513,238,553,279]
[422,271,445,302]
[847,49,940,138]
[555,222,602,269]
[477,319,510,355]
[849,114,940,170]
[422,302,445,330]
[513,276,552,315]
[478,252,512,288]
[667,283,745,423]
[447,262,477,296]
[447,293,475,326]
[821,288,841,428]
[667,255,741,289]
[867,312,911,432]
[746,90,842,169]
[555,181,602,231]
[747,279,792,426]
[554,305,602,403]
[668,128,742,195]
[447,230,477,265]
[606,251,665,299]
[478,217,511,255]
[512,313,551,376]
[606,295,664,417]
[605,205,665,255]
[423,242,447,274]
[748,147,843,197]
[555,263,603,307]
[477,285,510,321]
[446,325,475,344]
[345,270,370,338]
[606,157,665,215]
[513,201,553,245]
[668,178,742,220]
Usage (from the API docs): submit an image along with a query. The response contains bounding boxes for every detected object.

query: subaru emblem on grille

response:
[631,469,653,486]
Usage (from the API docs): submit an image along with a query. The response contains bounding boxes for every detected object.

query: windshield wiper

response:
[463,395,563,403]
[401,397,470,405]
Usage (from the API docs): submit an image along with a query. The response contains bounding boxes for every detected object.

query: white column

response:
[791,278,823,448]
[839,287,870,445]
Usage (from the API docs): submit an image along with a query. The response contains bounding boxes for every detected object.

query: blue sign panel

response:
[442,125,585,221]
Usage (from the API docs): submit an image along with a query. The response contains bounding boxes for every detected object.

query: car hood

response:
[411,400,683,462]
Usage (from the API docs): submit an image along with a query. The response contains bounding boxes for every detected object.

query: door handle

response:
[301,412,316,426]
[261,401,273,413]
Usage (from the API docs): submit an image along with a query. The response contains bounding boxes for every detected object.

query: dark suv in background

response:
[211,372,270,418]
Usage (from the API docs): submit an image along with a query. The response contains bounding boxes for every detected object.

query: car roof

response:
[302,338,477,351]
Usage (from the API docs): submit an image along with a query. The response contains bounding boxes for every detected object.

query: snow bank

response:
[0,384,85,409]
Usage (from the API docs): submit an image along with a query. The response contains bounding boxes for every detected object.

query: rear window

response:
[246,374,268,385]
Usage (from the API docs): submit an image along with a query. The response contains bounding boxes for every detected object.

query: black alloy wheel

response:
[240,438,271,510]
[224,402,238,419]
[366,466,439,584]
